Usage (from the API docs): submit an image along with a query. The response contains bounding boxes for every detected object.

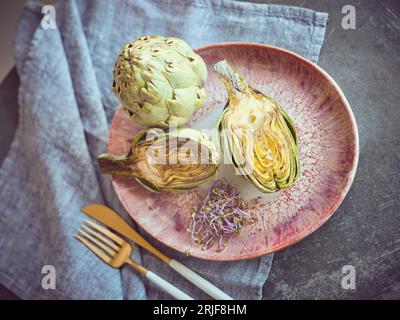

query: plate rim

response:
[111,41,360,261]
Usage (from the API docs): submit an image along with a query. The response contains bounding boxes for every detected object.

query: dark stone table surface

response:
[1,0,399,299]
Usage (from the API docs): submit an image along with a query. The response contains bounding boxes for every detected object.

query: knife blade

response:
[81,204,171,263]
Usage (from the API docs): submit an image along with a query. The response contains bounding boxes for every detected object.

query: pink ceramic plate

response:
[108,42,359,261]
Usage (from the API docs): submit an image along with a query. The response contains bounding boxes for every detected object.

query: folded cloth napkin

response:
[0,0,328,299]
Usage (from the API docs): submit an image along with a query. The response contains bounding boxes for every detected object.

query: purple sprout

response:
[189,180,254,252]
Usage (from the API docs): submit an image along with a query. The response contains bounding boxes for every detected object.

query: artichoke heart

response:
[98,128,219,192]
[214,60,299,193]
[112,35,207,127]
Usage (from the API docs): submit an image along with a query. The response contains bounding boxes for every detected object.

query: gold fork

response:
[75,219,193,300]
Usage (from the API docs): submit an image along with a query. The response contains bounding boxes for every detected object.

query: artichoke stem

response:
[98,153,139,178]
[213,60,247,94]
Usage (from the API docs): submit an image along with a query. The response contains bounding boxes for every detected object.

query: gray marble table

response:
[1,0,399,299]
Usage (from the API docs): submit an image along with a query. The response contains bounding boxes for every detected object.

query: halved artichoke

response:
[98,128,219,192]
[213,60,299,193]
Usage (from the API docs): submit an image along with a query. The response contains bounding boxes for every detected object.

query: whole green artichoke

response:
[112,36,207,127]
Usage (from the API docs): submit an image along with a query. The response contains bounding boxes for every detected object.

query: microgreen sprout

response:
[189,180,255,252]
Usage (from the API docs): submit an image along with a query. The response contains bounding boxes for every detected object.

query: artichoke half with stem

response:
[213,60,299,193]
[98,128,219,192]
[112,35,207,127]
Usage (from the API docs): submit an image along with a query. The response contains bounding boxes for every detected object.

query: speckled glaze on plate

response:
[107,43,359,261]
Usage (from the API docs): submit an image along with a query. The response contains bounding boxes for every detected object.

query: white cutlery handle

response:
[146,271,194,300]
[169,259,233,300]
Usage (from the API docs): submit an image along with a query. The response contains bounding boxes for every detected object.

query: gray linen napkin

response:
[0,0,327,299]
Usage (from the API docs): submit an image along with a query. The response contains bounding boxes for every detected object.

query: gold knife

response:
[81,204,233,300]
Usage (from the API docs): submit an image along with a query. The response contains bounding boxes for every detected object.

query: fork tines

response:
[75,220,124,263]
